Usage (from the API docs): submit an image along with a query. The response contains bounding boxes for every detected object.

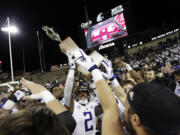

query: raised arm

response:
[76,50,124,135]
[117,59,144,83]
[63,51,76,112]
[101,59,126,106]
[129,70,144,83]
[21,78,67,115]
[21,78,76,134]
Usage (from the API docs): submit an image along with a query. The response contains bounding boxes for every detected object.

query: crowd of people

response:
[0,35,180,135]
[125,36,179,71]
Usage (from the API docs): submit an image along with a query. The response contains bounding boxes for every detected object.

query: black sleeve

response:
[8,94,18,103]
[95,104,103,116]
[56,111,76,134]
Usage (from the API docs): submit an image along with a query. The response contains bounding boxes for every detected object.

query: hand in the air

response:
[21,78,55,103]
[65,51,76,70]
[101,59,116,81]
[76,49,97,72]
[20,78,46,95]
[114,59,127,67]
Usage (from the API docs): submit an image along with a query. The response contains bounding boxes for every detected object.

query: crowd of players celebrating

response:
[0,36,180,135]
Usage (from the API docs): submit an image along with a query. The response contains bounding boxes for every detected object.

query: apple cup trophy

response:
[42,26,105,79]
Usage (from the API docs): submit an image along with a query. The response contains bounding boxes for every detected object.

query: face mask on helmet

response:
[78,98,88,105]
[76,89,89,104]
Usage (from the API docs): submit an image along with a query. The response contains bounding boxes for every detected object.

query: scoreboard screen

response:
[84,12,128,48]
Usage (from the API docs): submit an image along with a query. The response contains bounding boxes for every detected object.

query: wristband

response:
[29,94,42,100]
[42,91,55,103]
[88,65,98,72]
[110,74,116,81]
[31,90,55,104]
[91,69,104,82]
[126,64,133,71]
[111,78,120,88]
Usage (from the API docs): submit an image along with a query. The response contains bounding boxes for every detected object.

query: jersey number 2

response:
[84,112,93,131]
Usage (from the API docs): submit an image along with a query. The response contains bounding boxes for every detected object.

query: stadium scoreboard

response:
[80,5,128,50]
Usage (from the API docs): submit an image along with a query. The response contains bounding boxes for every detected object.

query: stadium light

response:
[1,26,18,33]
[1,17,18,82]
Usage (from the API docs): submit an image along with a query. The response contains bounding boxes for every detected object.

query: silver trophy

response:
[42,26,105,79]
[42,26,81,57]
[42,26,61,42]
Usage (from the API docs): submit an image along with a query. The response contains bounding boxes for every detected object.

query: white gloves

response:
[3,90,25,110]
[101,59,116,81]
[23,90,55,104]
[101,59,120,87]
[65,51,76,70]
[76,49,98,72]
[14,90,26,101]
[76,49,103,82]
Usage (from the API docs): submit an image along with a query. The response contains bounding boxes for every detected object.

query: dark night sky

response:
[0,0,179,72]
